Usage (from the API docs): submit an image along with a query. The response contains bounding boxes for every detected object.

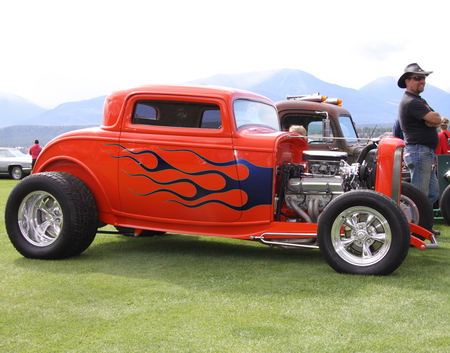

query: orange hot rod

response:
[4,85,437,275]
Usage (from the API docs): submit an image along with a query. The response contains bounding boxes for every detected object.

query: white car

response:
[0,147,32,180]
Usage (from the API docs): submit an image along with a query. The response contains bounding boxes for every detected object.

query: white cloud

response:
[358,40,410,61]
[0,0,448,109]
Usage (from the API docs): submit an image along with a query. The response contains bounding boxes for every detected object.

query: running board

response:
[252,234,319,249]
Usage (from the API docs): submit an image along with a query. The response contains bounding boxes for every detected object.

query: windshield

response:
[339,116,358,143]
[234,99,279,131]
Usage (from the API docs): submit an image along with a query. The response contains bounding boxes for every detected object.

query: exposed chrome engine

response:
[281,150,367,224]
[303,150,345,175]
[268,147,376,249]
[284,175,344,223]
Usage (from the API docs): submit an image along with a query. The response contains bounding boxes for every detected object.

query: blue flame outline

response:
[105,144,273,211]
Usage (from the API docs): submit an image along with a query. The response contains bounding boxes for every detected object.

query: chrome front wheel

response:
[318,190,410,275]
[330,206,391,267]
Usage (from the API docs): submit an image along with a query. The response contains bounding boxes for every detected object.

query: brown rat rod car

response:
[4,85,438,276]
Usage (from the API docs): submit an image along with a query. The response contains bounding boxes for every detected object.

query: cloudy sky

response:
[1,0,448,109]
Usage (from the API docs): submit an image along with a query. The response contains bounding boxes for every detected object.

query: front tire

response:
[5,172,98,259]
[318,190,410,275]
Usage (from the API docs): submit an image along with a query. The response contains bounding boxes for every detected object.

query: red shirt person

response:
[29,139,43,170]
[436,117,450,155]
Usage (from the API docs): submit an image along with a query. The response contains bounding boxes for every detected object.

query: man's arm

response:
[423,111,441,127]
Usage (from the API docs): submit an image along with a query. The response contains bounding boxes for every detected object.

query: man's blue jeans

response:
[404,144,439,205]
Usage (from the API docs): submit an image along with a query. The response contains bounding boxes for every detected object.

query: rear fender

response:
[35,156,114,217]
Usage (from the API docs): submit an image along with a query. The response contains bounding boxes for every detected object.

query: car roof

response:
[275,99,351,116]
[102,84,274,128]
[108,84,272,102]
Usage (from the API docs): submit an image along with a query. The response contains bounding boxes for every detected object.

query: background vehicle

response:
[0,147,32,180]
[4,85,436,276]
[276,94,364,164]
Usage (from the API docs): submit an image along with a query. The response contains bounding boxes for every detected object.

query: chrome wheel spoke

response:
[344,215,358,229]
[365,214,376,227]
[370,233,386,243]
[341,237,356,247]
[361,243,373,259]
[36,221,55,240]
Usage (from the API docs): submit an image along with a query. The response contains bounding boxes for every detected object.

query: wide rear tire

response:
[318,190,410,275]
[5,172,98,259]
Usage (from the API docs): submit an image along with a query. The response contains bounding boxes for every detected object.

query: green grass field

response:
[1,178,450,352]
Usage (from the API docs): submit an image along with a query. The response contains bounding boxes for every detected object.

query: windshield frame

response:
[338,115,359,143]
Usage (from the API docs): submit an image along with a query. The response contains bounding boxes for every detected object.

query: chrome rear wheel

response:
[5,172,98,259]
[19,191,63,247]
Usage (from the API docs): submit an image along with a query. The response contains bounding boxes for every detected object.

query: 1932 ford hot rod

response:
[4,85,437,275]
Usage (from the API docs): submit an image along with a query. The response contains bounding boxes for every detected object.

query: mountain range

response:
[1,68,449,128]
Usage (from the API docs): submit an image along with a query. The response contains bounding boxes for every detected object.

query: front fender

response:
[375,137,405,203]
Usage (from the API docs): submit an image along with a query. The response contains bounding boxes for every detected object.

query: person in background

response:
[398,63,442,235]
[393,119,404,139]
[436,117,450,155]
[29,139,42,170]
[289,125,306,135]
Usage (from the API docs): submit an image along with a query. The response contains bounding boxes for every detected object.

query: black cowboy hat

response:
[398,63,433,89]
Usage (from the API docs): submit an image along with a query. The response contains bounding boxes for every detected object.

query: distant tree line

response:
[0,125,96,149]
[356,126,394,139]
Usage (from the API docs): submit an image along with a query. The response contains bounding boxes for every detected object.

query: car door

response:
[115,94,243,223]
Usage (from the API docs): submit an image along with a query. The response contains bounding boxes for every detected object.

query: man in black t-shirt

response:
[398,63,441,213]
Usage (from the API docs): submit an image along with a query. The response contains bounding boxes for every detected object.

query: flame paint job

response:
[106,143,273,211]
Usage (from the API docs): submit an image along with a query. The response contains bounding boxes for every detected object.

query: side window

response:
[200,109,222,129]
[132,100,221,129]
[134,104,157,125]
